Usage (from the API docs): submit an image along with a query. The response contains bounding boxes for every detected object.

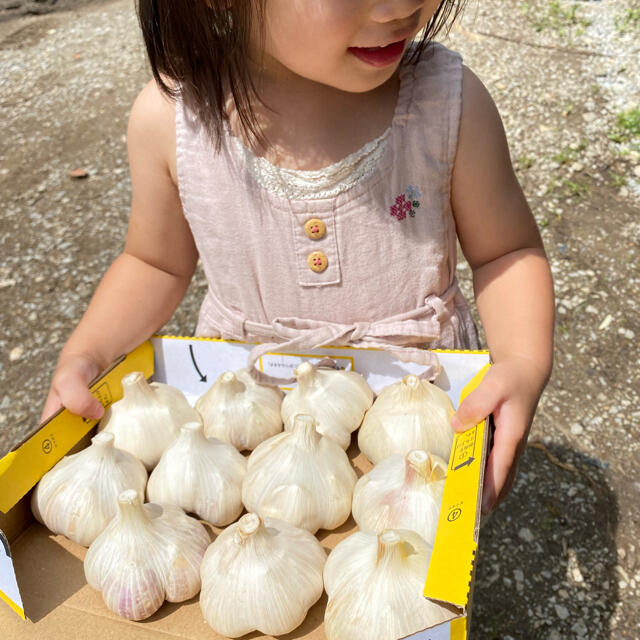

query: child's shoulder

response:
[128,79,177,182]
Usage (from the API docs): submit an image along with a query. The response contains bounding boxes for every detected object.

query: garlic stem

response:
[405,449,430,485]
[117,490,149,528]
[90,432,116,455]
[404,374,421,390]
[290,414,321,450]
[376,530,410,570]
[218,372,246,397]
[294,362,316,391]
[179,421,209,445]
[236,513,262,541]
[121,372,156,403]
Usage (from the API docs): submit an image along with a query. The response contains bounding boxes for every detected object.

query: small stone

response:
[9,346,24,361]
[519,527,535,543]
[633,165,640,178]
[571,566,585,583]
[598,314,613,330]
[571,423,584,435]
[555,604,570,620]
[0,279,15,289]
[69,168,89,179]
[514,569,524,583]
[583,112,597,123]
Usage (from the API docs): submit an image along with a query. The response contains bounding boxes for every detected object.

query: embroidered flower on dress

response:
[406,185,421,201]
[389,186,421,220]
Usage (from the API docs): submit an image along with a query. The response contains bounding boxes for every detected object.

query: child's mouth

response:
[348,40,406,68]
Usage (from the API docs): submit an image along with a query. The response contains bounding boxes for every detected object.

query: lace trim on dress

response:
[230,127,391,200]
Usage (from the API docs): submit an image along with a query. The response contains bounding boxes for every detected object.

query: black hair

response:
[136,1,467,150]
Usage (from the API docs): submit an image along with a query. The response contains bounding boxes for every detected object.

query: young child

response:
[41,0,554,515]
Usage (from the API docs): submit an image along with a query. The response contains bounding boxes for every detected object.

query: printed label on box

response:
[259,352,354,387]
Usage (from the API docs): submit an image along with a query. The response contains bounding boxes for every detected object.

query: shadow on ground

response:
[472,444,619,639]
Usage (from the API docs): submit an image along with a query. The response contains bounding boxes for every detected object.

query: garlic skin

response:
[352,450,447,546]
[200,513,325,637]
[195,369,283,451]
[99,372,201,470]
[242,414,357,533]
[281,362,373,449]
[31,432,147,547]
[358,374,455,464]
[147,422,247,526]
[85,489,210,621]
[324,529,450,640]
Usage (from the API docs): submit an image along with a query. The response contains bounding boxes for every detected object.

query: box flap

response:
[0,341,154,515]
[423,364,491,608]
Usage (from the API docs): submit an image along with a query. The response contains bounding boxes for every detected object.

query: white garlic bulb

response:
[200,513,325,637]
[358,374,455,464]
[31,432,147,547]
[281,362,373,449]
[147,422,247,526]
[352,450,446,546]
[195,369,283,451]
[99,371,201,470]
[85,489,210,620]
[242,414,357,533]
[324,529,450,640]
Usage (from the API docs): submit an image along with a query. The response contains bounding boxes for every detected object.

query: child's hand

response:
[450,356,549,515]
[41,354,105,424]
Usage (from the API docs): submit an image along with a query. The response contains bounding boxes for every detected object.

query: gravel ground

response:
[0,0,638,638]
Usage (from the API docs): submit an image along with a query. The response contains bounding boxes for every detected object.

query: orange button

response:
[304,218,326,240]
[307,251,328,273]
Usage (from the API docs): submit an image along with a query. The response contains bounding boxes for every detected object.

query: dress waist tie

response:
[210,280,459,386]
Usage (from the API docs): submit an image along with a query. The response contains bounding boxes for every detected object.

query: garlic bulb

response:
[99,371,201,470]
[200,513,325,637]
[242,414,357,533]
[358,374,455,464]
[324,529,450,640]
[85,489,210,620]
[147,422,247,526]
[195,369,283,451]
[281,362,373,449]
[31,432,147,547]
[352,450,447,546]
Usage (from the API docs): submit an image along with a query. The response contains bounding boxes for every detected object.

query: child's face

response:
[257,0,441,91]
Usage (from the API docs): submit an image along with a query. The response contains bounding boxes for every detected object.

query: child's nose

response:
[369,0,424,24]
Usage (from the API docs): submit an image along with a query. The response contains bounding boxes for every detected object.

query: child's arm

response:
[41,81,198,422]
[450,67,555,514]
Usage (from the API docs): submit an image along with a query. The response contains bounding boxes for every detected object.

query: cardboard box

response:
[0,336,491,640]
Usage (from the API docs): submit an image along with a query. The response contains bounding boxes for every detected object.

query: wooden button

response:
[304,218,326,240]
[307,251,328,273]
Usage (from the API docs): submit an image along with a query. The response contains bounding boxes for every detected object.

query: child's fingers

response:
[481,404,527,514]
[52,371,105,421]
[40,389,63,424]
[451,373,506,432]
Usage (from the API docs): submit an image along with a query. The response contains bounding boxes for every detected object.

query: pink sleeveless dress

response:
[175,43,478,380]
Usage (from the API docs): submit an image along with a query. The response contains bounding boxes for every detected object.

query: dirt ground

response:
[0,0,638,638]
